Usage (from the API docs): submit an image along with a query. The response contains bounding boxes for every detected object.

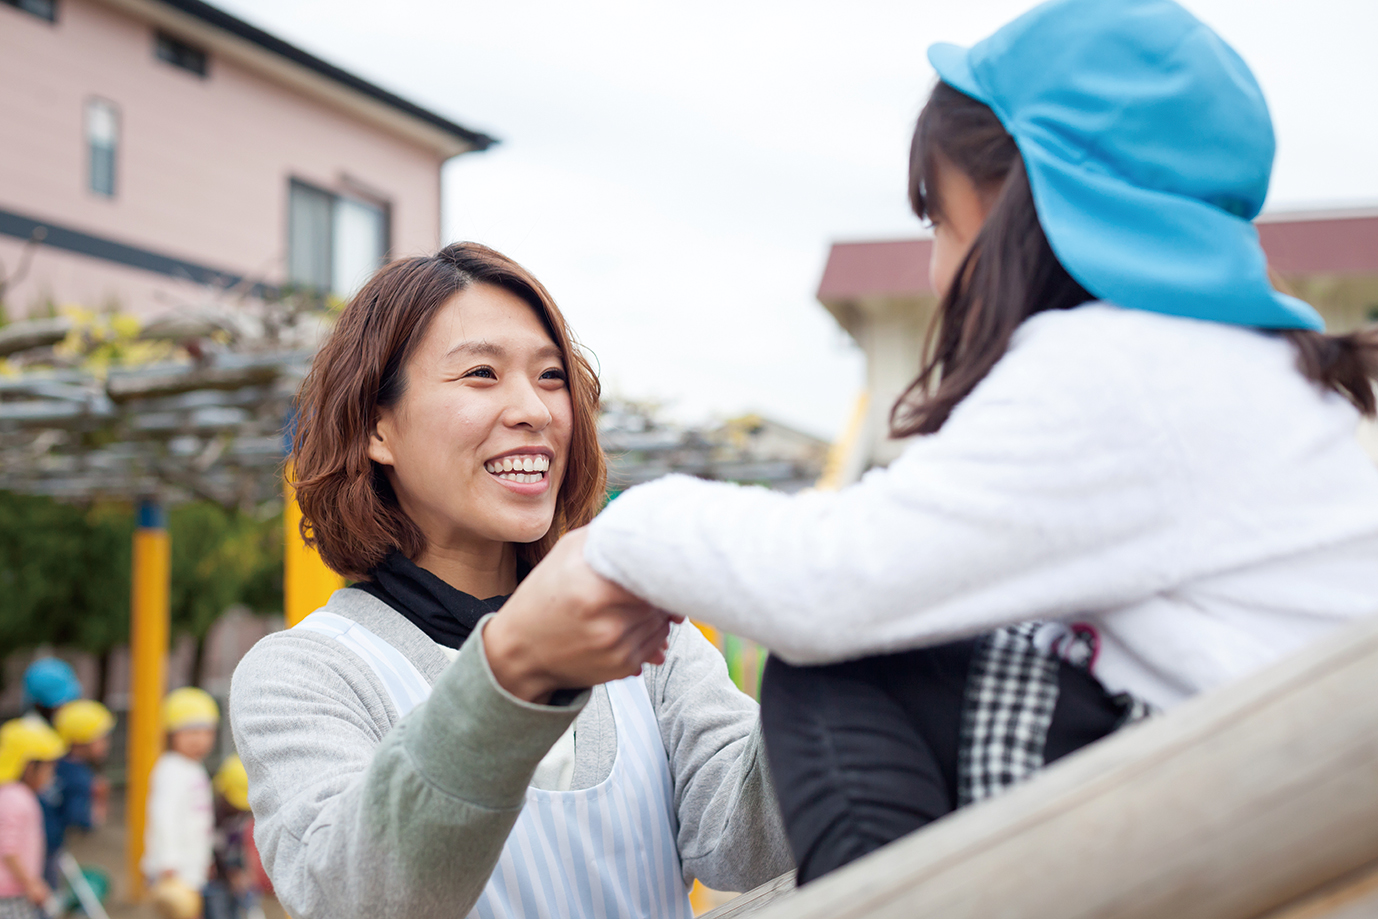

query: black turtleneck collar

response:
[352,550,508,649]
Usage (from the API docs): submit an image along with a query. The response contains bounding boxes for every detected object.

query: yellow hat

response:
[162,687,219,732]
[213,754,250,811]
[149,876,202,919]
[0,716,67,783]
[53,700,115,745]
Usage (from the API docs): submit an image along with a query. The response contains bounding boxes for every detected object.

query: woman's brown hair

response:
[291,242,607,580]
[893,81,1378,437]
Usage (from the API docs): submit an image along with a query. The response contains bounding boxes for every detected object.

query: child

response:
[42,700,114,889]
[204,756,264,919]
[144,688,218,919]
[577,0,1378,884]
[0,717,66,918]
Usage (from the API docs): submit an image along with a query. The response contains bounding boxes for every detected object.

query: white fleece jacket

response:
[586,304,1378,710]
[142,751,214,888]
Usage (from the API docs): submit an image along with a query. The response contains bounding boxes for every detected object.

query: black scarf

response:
[352,550,507,649]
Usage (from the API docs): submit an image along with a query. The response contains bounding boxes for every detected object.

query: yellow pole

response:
[814,390,870,491]
[284,463,343,627]
[125,499,169,901]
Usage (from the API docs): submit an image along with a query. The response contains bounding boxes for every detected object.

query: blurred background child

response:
[41,701,114,892]
[205,756,264,919]
[0,717,66,919]
[144,688,218,919]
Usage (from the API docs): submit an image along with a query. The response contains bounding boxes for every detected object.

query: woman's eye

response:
[541,369,568,383]
[464,367,497,379]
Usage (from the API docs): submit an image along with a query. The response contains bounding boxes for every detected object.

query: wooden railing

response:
[706,613,1378,919]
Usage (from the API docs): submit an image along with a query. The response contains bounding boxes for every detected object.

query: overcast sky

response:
[216,0,1378,439]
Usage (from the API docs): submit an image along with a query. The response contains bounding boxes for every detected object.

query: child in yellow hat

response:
[144,688,219,919]
[0,717,66,915]
[41,700,115,889]
[204,756,266,919]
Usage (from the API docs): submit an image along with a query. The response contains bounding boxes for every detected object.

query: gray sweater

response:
[229,589,791,918]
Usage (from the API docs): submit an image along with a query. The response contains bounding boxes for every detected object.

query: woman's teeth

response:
[484,454,551,483]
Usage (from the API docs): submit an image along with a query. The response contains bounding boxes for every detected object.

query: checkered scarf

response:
[957,622,1154,807]
[0,897,41,919]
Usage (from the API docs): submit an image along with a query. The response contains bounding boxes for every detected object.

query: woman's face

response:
[928,156,994,301]
[368,283,573,554]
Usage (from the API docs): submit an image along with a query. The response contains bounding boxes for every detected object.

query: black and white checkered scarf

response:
[957,621,1154,806]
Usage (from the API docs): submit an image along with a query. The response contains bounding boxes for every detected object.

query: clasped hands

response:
[484,528,680,704]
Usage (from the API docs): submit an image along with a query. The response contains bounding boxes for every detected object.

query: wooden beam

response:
[700,873,795,919]
[1260,861,1378,919]
[740,614,1378,919]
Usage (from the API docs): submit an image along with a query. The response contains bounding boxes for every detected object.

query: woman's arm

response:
[0,852,47,904]
[230,624,582,919]
[644,623,793,891]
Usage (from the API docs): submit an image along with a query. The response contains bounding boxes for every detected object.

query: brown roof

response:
[817,210,1378,302]
[816,239,934,302]
[1255,210,1378,276]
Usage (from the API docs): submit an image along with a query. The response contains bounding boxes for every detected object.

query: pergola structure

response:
[0,349,308,504]
[0,303,341,895]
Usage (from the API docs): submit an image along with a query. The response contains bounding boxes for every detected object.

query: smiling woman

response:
[229,243,791,919]
[291,244,604,583]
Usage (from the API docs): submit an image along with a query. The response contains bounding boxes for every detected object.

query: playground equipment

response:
[701,612,1378,919]
[57,851,112,919]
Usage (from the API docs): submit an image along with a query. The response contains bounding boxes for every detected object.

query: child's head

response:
[894,0,1331,437]
[213,754,250,812]
[22,657,82,722]
[54,699,115,764]
[162,687,219,763]
[0,716,67,792]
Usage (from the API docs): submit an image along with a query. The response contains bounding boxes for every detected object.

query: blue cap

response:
[23,658,82,710]
[928,0,1323,331]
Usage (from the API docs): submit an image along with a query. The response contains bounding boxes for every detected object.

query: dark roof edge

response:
[154,0,498,152]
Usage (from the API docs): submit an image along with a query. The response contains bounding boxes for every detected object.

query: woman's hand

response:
[484,528,681,704]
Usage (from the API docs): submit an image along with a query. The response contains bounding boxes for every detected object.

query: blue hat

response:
[928,0,1323,331]
[23,658,82,710]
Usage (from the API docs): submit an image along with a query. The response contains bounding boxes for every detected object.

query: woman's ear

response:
[367,411,396,467]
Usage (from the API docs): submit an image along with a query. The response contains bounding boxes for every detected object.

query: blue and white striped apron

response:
[296,611,694,919]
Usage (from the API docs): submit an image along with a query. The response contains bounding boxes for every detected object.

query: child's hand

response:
[24,875,51,904]
[92,775,109,825]
[485,528,680,703]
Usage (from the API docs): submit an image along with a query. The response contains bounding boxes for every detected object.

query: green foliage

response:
[168,502,282,641]
[0,494,131,654]
[0,493,282,657]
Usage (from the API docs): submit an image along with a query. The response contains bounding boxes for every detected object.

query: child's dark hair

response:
[893,81,1378,437]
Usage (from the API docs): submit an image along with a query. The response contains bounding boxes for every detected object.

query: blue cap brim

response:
[927,42,988,105]
[1021,140,1324,331]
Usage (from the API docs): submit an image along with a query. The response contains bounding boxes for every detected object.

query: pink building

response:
[0,0,494,318]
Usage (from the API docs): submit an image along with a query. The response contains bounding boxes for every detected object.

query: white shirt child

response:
[142,750,214,889]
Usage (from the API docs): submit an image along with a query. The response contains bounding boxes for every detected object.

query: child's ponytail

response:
[893,81,1378,439]
[1282,328,1378,416]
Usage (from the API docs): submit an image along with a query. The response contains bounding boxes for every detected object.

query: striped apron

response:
[296,611,694,919]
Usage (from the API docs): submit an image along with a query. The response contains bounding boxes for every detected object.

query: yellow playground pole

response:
[284,463,343,627]
[125,499,170,901]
